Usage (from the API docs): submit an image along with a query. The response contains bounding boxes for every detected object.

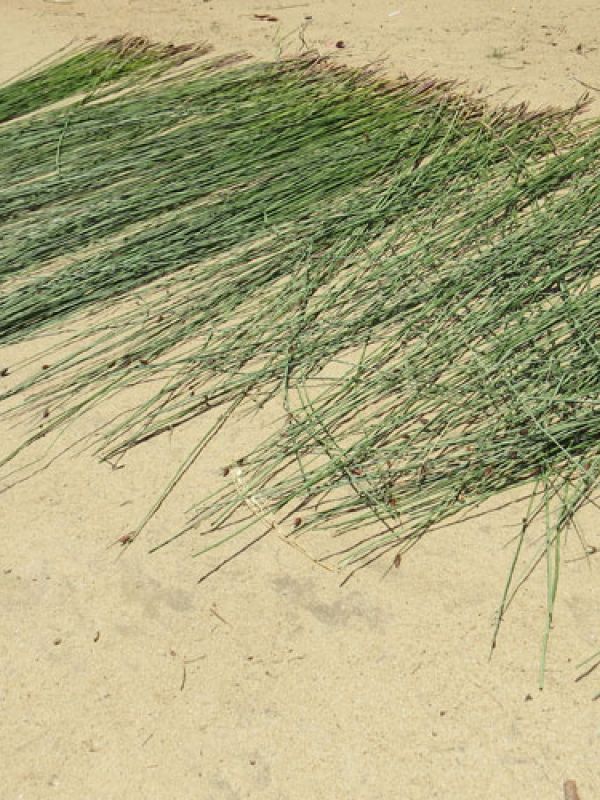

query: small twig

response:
[180,655,205,691]
[298,19,311,53]
[209,604,231,627]
[572,75,600,92]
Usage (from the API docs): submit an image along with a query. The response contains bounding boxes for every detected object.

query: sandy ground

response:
[1,2,599,798]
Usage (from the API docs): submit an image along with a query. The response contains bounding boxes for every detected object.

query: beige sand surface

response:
[1,2,599,798]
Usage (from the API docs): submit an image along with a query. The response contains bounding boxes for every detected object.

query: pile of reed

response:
[0,40,598,674]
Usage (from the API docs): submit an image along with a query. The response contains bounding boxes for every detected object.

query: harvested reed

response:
[0,42,598,679]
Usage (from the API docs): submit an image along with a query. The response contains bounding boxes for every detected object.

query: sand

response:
[1,2,599,798]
